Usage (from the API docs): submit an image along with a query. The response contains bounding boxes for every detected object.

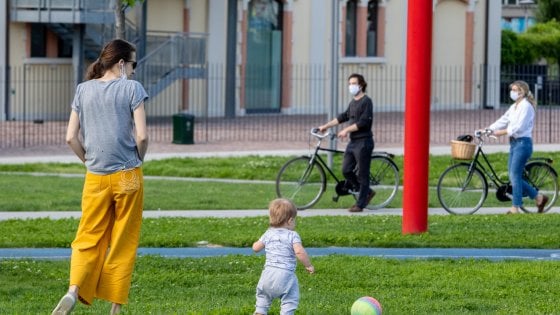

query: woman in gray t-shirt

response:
[52,39,148,315]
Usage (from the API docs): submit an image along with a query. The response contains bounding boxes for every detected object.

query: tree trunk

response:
[115,0,125,40]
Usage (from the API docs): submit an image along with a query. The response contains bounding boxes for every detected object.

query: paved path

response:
[1,143,558,164]
[2,247,560,261]
[1,206,560,221]
[2,208,560,261]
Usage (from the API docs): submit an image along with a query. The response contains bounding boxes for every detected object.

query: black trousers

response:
[342,137,374,208]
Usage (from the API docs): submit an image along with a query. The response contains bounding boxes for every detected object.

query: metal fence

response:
[1,63,559,149]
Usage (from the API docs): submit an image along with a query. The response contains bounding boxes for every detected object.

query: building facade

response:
[1,0,504,122]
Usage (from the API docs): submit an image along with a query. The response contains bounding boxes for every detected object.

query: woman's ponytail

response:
[85,59,104,80]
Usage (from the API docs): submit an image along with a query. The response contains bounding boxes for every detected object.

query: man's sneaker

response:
[348,204,363,212]
[52,293,76,315]
[366,190,376,205]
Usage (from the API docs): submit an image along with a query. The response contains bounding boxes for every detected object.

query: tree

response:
[535,0,560,23]
[501,30,538,65]
[114,0,145,40]
[521,19,560,66]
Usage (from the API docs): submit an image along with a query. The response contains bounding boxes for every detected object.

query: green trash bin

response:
[172,113,195,144]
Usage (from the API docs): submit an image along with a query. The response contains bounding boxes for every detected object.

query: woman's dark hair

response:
[348,73,367,93]
[85,39,136,80]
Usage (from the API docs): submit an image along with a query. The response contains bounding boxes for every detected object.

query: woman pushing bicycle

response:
[318,73,375,212]
[480,80,548,214]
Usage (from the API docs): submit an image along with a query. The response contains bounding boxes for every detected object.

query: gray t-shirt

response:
[71,78,148,174]
[259,228,302,272]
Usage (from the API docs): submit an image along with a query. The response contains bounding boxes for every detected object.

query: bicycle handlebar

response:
[474,129,497,140]
[311,128,332,140]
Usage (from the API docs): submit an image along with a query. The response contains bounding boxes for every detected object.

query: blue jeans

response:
[508,137,537,207]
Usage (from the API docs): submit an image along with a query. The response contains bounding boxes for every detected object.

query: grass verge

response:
[1,215,559,248]
[1,256,559,314]
[0,151,557,211]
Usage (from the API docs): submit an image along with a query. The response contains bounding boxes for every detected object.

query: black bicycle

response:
[275,128,400,210]
[437,129,558,215]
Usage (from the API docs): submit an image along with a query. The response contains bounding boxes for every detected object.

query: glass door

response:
[245,0,283,113]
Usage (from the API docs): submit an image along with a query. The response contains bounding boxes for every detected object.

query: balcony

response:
[10,0,114,24]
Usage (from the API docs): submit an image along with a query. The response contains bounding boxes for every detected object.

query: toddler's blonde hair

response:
[268,198,297,227]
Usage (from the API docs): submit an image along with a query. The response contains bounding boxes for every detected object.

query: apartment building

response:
[1,0,502,122]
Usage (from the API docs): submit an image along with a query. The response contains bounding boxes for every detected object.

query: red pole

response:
[402,0,433,234]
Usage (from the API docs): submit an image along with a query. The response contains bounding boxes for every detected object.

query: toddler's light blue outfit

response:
[255,228,302,315]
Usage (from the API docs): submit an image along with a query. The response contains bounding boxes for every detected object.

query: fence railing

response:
[1,63,559,149]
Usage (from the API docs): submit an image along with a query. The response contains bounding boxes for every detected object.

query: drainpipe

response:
[225,0,236,118]
[72,24,85,86]
[1,0,8,120]
[482,0,491,109]
[328,0,340,166]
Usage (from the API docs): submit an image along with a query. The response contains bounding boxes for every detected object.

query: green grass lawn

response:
[1,215,560,249]
[0,151,557,211]
[2,256,559,314]
[1,153,559,314]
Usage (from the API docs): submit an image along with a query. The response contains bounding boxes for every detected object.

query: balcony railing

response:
[10,0,115,24]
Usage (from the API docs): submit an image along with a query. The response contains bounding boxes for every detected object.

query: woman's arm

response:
[488,106,512,135]
[65,111,85,163]
[133,102,149,161]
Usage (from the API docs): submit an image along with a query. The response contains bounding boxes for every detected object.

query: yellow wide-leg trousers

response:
[70,167,143,305]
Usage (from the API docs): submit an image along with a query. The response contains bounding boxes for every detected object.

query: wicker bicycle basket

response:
[450,140,476,160]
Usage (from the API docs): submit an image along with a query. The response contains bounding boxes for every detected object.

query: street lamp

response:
[519,0,535,32]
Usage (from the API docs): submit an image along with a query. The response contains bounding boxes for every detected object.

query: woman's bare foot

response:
[506,206,520,214]
[111,303,121,315]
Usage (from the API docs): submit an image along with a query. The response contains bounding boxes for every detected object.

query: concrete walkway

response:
[2,247,560,261]
[2,207,559,261]
[1,143,559,164]
[1,206,559,221]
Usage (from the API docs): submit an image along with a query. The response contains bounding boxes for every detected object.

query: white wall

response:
[206,0,227,116]
[0,2,7,120]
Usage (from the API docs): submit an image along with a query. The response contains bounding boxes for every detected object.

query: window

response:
[345,0,357,57]
[344,0,380,58]
[502,0,538,5]
[30,24,47,57]
[29,23,72,58]
[367,0,378,56]
[57,35,72,58]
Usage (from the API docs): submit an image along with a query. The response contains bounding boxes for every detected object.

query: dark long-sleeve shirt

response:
[336,95,373,140]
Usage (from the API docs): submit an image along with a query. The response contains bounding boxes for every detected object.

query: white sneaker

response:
[51,293,76,315]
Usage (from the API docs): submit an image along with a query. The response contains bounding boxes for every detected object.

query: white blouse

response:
[489,98,535,139]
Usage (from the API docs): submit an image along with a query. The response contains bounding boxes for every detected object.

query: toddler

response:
[252,198,314,315]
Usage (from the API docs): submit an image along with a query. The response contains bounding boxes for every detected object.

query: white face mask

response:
[510,90,520,101]
[349,84,360,96]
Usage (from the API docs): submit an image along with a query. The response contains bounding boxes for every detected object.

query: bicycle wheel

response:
[520,162,558,213]
[362,156,399,210]
[437,163,488,215]
[276,156,326,210]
